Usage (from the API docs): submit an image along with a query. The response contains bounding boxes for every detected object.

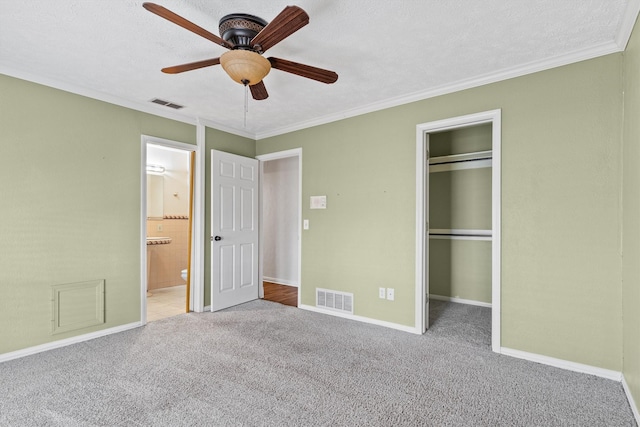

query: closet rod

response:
[431,157,491,166]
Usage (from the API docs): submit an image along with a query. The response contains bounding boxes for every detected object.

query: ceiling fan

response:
[142,3,338,101]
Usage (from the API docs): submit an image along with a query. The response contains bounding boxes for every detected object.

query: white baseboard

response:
[263,277,299,287]
[203,305,211,312]
[299,304,420,334]
[500,347,622,381]
[430,294,492,308]
[623,375,640,424]
[0,322,142,363]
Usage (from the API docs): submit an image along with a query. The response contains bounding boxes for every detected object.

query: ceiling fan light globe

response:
[220,50,271,85]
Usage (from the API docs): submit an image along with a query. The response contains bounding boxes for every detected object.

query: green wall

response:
[429,239,492,303]
[0,74,197,354]
[623,15,640,412]
[258,53,624,370]
[203,127,255,305]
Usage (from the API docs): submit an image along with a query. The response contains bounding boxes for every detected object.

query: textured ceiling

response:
[0,1,637,139]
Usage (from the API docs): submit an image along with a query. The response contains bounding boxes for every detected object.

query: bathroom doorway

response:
[142,135,201,323]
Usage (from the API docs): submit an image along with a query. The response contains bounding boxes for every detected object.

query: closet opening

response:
[415,110,501,352]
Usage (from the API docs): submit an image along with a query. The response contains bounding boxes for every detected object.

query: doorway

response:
[257,149,302,307]
[141,135,202,323]
[415,110,501,352]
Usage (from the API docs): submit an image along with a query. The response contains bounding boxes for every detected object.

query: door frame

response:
[140,135,205,324]
[415,109,501,352]
[256,148,302,307]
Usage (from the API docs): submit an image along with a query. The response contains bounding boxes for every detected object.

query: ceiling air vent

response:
[150,98,184,110]
[316,288,353,314]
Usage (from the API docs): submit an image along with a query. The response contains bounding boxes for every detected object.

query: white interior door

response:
[210,150,259,311]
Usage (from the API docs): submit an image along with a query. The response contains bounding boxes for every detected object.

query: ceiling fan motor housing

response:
[219,13,267,50]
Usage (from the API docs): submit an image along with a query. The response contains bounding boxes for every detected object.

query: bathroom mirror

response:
[147,174,163,219]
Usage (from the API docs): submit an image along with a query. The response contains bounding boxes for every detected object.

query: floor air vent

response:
[316,288,353,314]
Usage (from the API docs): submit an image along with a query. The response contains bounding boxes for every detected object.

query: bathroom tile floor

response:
[147,285,186,322]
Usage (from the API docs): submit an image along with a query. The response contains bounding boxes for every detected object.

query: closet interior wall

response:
[428,124,493,305]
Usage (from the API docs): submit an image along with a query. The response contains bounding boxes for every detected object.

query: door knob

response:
[214,236,222,241]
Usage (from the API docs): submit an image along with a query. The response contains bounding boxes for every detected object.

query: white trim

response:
[2,35,629,142]
[616,0,640,50]
[416,109,502,352]
[193,121,206,312]
[491,112,502,353]
[141,135,203,319]
[0,322,141,363]
[299,304,419,334]
[430,294,492,308]
[415,129,428,333]
[255,42,621,140]
[623,375,640,424]
[256,148,302,161]
[263,277,299,287]
[140,141,149,325]
[500,347,622,381]
[257,148,303,308]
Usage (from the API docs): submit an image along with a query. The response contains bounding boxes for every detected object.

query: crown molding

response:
[616,0,640,49]
[3,21,634,143]
[255,40,622,140]
[0,65,261,139]
[0,65,198,126]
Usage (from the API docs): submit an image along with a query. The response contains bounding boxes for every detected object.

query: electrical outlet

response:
[379,287,386,299]
[386,288,395,301]
[157,224,163,232]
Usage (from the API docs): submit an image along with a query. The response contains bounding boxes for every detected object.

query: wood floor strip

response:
[263,282,298,307]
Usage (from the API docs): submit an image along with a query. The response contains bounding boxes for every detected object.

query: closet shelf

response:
[429,228,492,241]
[429,150,492,172]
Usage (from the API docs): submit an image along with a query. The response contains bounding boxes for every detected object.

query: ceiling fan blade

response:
[250,6,309,53]
[161,57,221,74]
[268,57,338,84]
[250,81,269,100]
[143,2,233,49]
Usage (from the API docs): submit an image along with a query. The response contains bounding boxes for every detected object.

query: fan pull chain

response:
[243,80,249,129]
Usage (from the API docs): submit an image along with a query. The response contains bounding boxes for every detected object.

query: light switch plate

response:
[303,219,309,230]
[310,195,327,209]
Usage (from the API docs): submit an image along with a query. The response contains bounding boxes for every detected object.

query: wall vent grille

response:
[316,288,353,314]
[150,98,184,109]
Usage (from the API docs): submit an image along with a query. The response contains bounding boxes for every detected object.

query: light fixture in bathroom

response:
[146,164,165,174]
